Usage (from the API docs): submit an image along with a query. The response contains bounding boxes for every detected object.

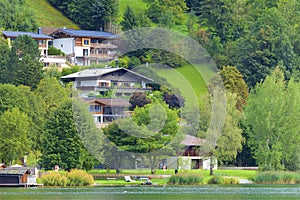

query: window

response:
[83,49,89,56]
[90,105,101,112]
[84,39,89,45]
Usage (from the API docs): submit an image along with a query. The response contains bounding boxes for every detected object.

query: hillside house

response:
[2,28,52,57]
[61,67,153,97]
[85,98,131,127]
[49,28,119,66]
[167,135,217,170]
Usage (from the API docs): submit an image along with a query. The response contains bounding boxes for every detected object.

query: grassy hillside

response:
[119,0,148,16]
[25,0,79,29]
[155,65,215,106]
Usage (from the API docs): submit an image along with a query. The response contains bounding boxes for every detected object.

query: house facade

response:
[49,28,119,66]
[61,67,153,97]
[85,98,131,127]
[167,135,218,170]
[2,28,52,57]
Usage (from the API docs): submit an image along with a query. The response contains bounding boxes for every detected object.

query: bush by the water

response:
[41,170,94,186]
[254,171,300,184]
[168,175,203,185]
[208,176,239,184]
[67,169,94,186]
[208,176,224,184]
[41,172,68,186]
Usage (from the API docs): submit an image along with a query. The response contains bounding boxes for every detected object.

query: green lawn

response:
[118,0,148,15]
[26,0,79,29]
[155,65,215,106]
[90,169,257,185]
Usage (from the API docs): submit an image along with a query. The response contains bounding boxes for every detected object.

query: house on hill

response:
[1,29,67,68]
[85,98,131,127]
[167,135,217,170]
[61,67,153,97]
[1,28,52,57]
[48,28,119,66]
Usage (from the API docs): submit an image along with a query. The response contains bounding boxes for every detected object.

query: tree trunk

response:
[210,155,214,176]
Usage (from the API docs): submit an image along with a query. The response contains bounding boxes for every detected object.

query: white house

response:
[49,28,119,66]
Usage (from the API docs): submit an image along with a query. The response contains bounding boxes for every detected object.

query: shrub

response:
[253,171,300,184]
[41,172,68,187]
[67,169,94,186]
[281,172,294,184]
[223,177,239,184]
[294,174,300,184]
[41,170,94,186]
[208,176,224,184]
[168,175,203,185]
[254,172,280,184]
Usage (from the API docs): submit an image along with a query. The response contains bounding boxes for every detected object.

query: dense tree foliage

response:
[244,68,300,170]
[0,108,31,164]
[2,35,44,89]
[48,0,118,31]
[146,0,187,27]
[0,0,37,32]
[40,100,97,171]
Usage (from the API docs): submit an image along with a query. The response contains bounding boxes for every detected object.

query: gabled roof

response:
[85,98,131,107]
[2,31,52,39]
[61,67,154,82]
[181,135,204,146]
[51,28,119,39]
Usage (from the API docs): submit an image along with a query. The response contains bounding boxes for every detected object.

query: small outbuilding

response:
[0,165,39,187]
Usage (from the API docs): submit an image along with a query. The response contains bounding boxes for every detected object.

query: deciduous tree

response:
[0,108,31,164]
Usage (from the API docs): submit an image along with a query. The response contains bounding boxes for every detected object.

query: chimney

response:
[38,27,42,34]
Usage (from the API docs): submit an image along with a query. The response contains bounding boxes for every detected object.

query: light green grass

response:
[119,0,148,15]
[26,0,79,29]
[155,65,215,106]
[90,169,257,185]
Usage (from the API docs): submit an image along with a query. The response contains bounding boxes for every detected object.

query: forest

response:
[0,0,299,172]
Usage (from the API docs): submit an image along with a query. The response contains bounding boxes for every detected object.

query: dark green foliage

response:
[40,100,95,171]
[0,38,10,84]
[121,6,138,31]
[6,35,43,89]
[0,0,37,32]
[146,0,187,27]
[231,8,296,87]
[48,46,65,56]
[48,0,118,31]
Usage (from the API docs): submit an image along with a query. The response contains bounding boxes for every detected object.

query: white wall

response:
[53,38,74,55]
[75,80,97,87]
[75,46,89,57]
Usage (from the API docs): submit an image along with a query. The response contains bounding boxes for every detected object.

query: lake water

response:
[0,185,300,200]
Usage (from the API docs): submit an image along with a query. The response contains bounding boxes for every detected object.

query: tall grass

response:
[41,170,94,186]
[254,171,300,184]
[41,172,68,187]
[168,174,203,185]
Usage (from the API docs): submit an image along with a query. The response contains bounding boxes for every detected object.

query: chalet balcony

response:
[90,43,118,49]
[89,54,115,59]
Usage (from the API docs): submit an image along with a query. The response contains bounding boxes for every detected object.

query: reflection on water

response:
[0,185,300,200]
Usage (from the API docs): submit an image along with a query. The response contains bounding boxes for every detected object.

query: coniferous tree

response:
[7,35,43,89]
[121,6,138,31]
